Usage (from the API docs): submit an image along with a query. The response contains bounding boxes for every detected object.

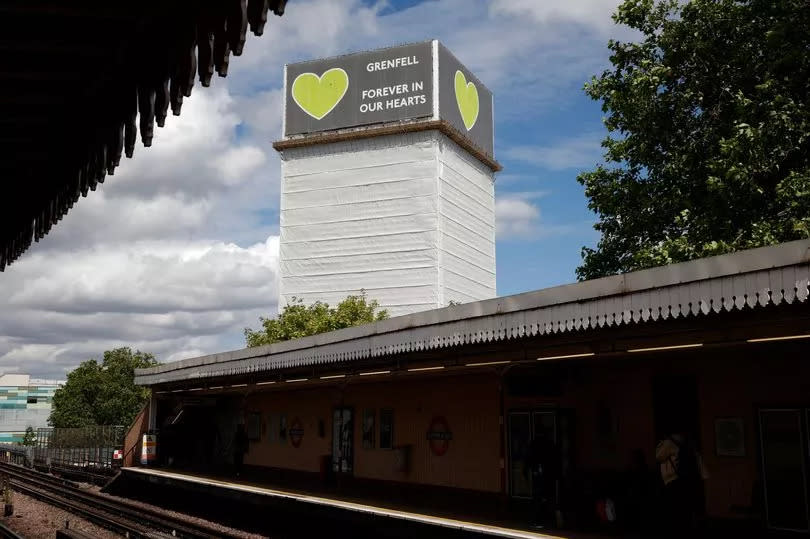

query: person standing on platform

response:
[656,431,708,534]
[233,423,249,477]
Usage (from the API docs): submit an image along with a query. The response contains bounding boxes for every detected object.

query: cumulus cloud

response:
[0,86,280,378]
[0,237,278,377]
[496,198,541,239]
[0,0,626,378]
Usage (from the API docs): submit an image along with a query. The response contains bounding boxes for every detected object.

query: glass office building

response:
[0,374,61,443]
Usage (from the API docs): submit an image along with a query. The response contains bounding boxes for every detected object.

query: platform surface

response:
[123,467,566,539]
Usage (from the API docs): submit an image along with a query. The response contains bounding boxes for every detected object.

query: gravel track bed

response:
[2,489,119,539]
[89,484,267,538]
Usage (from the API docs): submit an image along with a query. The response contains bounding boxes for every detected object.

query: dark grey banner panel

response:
[284,42,433,136]
[437,43,494,156]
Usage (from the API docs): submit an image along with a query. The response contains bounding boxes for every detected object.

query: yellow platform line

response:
[125,467,560,539]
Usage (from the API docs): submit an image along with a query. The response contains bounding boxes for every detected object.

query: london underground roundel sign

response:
[289,418,304,448]
[426,416,452,456]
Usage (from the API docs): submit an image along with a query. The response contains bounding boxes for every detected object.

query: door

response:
[332,407,354,473]
[533,410,557,441]
[507,409,560,499]
[508,412,532,498]
[759,409,810,531]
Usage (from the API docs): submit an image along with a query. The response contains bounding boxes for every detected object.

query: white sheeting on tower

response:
[279,131,496,317]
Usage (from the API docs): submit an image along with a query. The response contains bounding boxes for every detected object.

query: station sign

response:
[426,416,453,456]
[289,417,304,448]
[283,40,494,157]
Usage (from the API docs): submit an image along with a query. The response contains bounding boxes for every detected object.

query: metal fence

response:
[33,426,125,472]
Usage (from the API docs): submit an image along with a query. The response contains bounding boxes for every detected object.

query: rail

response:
[0,461,243,539]
[0,521,24,539]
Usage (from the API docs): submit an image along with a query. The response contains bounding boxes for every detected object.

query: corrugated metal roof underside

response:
[135,240,810,386]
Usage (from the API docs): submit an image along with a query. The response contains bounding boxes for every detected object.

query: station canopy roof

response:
[135,240,810,387]
[0,0,288,271]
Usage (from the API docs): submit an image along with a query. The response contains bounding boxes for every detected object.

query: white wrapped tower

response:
[275,41,499,317]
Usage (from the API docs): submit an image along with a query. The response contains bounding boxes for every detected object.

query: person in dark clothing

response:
[656,432,708,535]
[233,423,249,477]
[525,430,561,529]
[624,449,653,532]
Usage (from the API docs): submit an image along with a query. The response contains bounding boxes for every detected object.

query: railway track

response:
[0,461,245,539]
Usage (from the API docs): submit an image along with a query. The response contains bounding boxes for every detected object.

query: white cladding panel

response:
[438,138,496,305]
[279,131,496,317]
[280,132,440,317]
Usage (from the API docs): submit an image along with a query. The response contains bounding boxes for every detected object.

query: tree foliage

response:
[22,426,36,446]
[577,0,810,280]
[49,347,158,428]
[245,293,389,347]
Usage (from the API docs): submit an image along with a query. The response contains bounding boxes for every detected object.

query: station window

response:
[279,414,287,442]
[362,409,375,449]
[379,408,393,449]
[27,397,37,404]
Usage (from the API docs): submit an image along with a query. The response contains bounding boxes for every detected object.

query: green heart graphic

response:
[454,70,479,131]
[291,68,349,120]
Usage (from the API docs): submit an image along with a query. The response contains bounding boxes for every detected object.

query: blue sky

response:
[0,0,628,378]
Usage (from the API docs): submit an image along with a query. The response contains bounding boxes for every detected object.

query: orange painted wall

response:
[503,344,810,521]
[698,347,810,519]
[239,341,810,521]
[505,362,655,472]
[243,373,502,493]
[243,385,336,473]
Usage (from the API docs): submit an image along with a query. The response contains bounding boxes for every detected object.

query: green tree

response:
[577,0,810,280]
[22,426,36,446]
[245,293,389,347]
[49,347,159,428]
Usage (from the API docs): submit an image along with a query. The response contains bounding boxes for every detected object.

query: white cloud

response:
[495,192,582,241]
[0,0,627,378]
[0,237,278,377]
[211,146,267,185]
[490,0,622,33]
[505,132,604,171]
[496,197,541,239]
[0,85,280,378]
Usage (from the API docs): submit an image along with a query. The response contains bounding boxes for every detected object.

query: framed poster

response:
[379,408,393,449]
[362,409,376,449]
[715,417,745,457]
[247,412,261,441]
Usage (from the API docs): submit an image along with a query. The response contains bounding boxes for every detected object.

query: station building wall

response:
[504,344,810,521]
[243,373,501,493]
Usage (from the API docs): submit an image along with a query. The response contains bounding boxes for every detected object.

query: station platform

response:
[111,467,588,539]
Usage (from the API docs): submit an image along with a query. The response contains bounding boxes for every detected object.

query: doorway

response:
[759,408,810,532]
[507,409,558,499]
[332,407,354,474]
